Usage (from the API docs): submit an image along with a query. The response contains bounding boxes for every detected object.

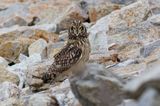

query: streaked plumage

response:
[42,20,90,83]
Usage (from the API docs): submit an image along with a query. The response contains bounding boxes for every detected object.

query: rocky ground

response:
[0,0,160,106]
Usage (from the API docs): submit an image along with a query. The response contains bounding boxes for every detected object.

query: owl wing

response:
[54,43,82,71]
[42,43,82,83]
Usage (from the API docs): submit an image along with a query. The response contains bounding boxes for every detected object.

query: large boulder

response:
[70,63,125,106]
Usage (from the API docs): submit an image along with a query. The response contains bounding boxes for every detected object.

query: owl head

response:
[68,20,88,40]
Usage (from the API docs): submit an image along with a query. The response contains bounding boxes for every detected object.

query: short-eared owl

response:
[42,20,90,83]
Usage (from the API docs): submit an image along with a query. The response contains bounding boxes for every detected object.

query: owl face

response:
[68,20,88,40]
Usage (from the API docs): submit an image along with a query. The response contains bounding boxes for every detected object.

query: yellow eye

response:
[79,26,83,31]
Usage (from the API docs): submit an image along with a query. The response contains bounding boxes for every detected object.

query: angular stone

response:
[140,40,160,57]
[28,39,48,58]
[107,0,150,35]
[124,61,160,99]
[3,16,27,27]
[51,79,80,106]
[70,63,125,106]
[26,60,53,91]
[111,0,137,4]
[0,38,33,63]
[0,98,22,106]
[47,42,65,59]
[7,53,42,88]
[0,82,20,101]
[0,56,8,67]
[137,88,160,106]
[88,16,108,54]
[21,93,59,106]
[0,66,19,84]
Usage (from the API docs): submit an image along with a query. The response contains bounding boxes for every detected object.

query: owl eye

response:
[79,26,84,31]
[70,26,74,31]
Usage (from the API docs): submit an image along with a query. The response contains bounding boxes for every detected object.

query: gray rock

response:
[7,53,42,88]
[0,82,20,101]
[28,39,48,59]
[148,0,160,15]
[0,56,8,67]
[111,0,137,4]
[124,62,160,99]
[106,0,150,35]
[0,97,22,106]
[140,40,160,57]
[88,16,108,54]
[0,93,59,106]
[70,63,125,106]
[51,79,80,106]
[0,66,19,84]
[47,42,65,59]
[3,16,27,27]
[149,14,160,26]
[26,60,52,91]
[21,93,59,106]
[137,88,160,106]
[89,0,150,55]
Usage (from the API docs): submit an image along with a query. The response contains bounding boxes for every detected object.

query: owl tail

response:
[42,64,57,83]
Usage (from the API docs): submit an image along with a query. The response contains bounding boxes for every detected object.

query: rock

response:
[57,0,124,31]
[0,66,19,84]
[26,60,53,91]
[0,3,30,27]
[0,97,22,106]
[107,19,159,60]
[107,0,150,35]
[0,38,33,63]
[0,82,20,101]
[136,88,160,106]
[28,29,59,43]
[149,14,160,26]
[7,53,42,88]
[18,53,28,63]
[47,42,65,59]
[0,89,59,106]
[28,39,48,58]
[0,56,8,67]
[89,0,150,54]
[21,93,59,106]
[140,40,160,57]
[56,2,88,31]
[148,0,160,15]
[87,1,123,22]
[111,0,137,4]
[51,79,80,106]
[3,16,27,27]
[124,60,160,99]
[88,16,108,54]
[70,63,125,106]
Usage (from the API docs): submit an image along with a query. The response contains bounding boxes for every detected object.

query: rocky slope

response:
[0,0,160,106]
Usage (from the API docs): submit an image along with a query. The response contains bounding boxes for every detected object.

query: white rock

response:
[0,82,20,101]
[51,79,78,106]
[18,54,28,63]
[0,56,8,67]
[25,93,58,106]
[149,14,160,25]
[7,53,42,88]
[88,0,150,54]
[28,39,48,58]
[88,16,108,54]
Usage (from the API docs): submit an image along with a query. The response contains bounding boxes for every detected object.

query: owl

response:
[42,20,91,83]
